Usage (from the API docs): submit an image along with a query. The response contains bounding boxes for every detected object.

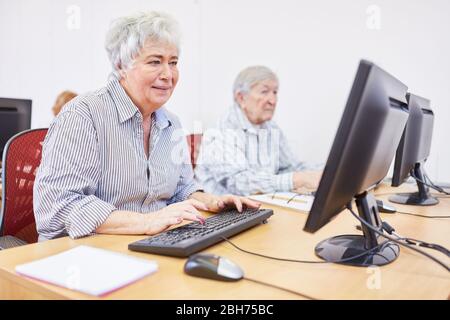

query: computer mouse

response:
[184,253,244,282]
[376,199,397,214]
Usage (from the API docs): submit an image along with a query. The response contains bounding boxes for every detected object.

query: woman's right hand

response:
[143,199,209,235]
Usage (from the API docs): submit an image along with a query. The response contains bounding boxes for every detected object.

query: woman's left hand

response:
[204,194,261,213]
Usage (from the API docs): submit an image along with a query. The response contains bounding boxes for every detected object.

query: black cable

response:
[396,211,450,219]
[243,276,318,300]
[410,171,450,195]
[346,205,450,272]
[376,222,450,257]
[403,237,450,257]
[425,173,450,195]
[220,236,392,264]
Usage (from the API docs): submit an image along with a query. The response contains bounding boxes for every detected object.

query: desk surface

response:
[0,184,449,300]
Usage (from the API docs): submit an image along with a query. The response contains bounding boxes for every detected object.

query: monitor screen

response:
[389,93,437,206]
[304,60,409,233]
[0,98,32,158]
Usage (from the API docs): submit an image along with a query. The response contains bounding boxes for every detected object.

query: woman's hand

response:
[189,192,261,213]
[143,199,209,235]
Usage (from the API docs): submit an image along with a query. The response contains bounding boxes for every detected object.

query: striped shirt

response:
[33,78,201,240]
[195,104,309,196]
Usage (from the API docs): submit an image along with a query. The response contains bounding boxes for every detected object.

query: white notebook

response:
[15,245,158,297]
[249,192,314,212]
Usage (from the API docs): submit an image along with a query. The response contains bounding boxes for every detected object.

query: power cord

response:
[346,204,450,272]
[425,173,450,195]
[355,223,450,257]
[395,210,450,219]
[220,236,393,264]
[410,171,450,195]
[243,276,318,300]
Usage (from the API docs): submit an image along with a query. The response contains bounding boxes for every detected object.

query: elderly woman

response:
[195,66,322,196]
[33,12,259,240]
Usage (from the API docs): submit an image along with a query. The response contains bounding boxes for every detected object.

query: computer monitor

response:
[0,98,32,158]
[303,60,409,267]
[389,93,438,205]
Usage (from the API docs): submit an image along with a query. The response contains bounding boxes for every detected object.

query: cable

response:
[346,205,450,272]
[410,171,450,195]
[425,173,450,195]
[396,211,450,219]
[243,276,318,300]
[403,238,450,257]
[220,236,392,265]
[375,222,450,257]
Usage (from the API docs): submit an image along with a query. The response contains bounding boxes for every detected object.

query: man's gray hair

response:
[105,11,181,79]
[232,66,278,102]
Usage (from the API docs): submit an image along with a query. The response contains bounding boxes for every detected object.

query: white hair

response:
[105,11,181,79]
[233,66,278,102]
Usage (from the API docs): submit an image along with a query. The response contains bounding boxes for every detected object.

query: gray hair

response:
[233,66,278,102]
[105,11,181,79]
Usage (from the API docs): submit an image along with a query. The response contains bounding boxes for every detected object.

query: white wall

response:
[1,0,449,181]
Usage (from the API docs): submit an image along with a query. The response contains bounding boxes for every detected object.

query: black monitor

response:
[303,60,409,267]
[389,93,438,206]
[0,98,32,158]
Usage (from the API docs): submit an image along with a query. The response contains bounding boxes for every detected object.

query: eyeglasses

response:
[270,191,316,204]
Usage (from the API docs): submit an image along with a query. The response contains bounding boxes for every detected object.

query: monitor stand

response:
[314,192,399,267]
[389,163,439,206]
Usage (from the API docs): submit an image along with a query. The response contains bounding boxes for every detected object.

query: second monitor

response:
[389,93,438,206]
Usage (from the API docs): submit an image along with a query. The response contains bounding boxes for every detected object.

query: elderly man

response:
[33,12,259,240]
[195,66,321,196]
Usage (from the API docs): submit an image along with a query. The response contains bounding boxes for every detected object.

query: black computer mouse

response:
[376,199,397,214]
[184,253,244,282]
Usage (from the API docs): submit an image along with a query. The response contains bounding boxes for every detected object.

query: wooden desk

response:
[0,185,449,300]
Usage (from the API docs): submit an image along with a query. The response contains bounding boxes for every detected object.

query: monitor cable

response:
[346,204,450,272]
[355,223,449,257]
[410,170,450,195]
[425,173,450,193]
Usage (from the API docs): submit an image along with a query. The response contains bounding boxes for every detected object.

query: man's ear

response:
[235,91,246,107]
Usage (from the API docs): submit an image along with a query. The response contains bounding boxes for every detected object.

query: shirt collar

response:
[107,78,139,124]
[153,107,171,130]
[231,103,271,134]
[107,77,171,129]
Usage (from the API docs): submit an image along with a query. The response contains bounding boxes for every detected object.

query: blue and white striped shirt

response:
[195,104,309,196]
[34,78,201,240]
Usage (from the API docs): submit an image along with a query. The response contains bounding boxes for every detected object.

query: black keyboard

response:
[128,208,273,257]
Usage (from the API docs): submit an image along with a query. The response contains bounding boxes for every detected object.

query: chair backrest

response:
[1,128,48,244]
[186,134,203,169]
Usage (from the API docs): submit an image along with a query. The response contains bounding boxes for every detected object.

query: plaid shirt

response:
[195,104,308,195]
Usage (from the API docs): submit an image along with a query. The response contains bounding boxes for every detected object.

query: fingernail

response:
[197,216,205,224]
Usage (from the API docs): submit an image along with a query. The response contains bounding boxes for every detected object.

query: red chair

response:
[0,128,48,249]
[186,134,203,169]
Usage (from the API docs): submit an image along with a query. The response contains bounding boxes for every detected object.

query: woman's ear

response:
[119,69,127,79]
